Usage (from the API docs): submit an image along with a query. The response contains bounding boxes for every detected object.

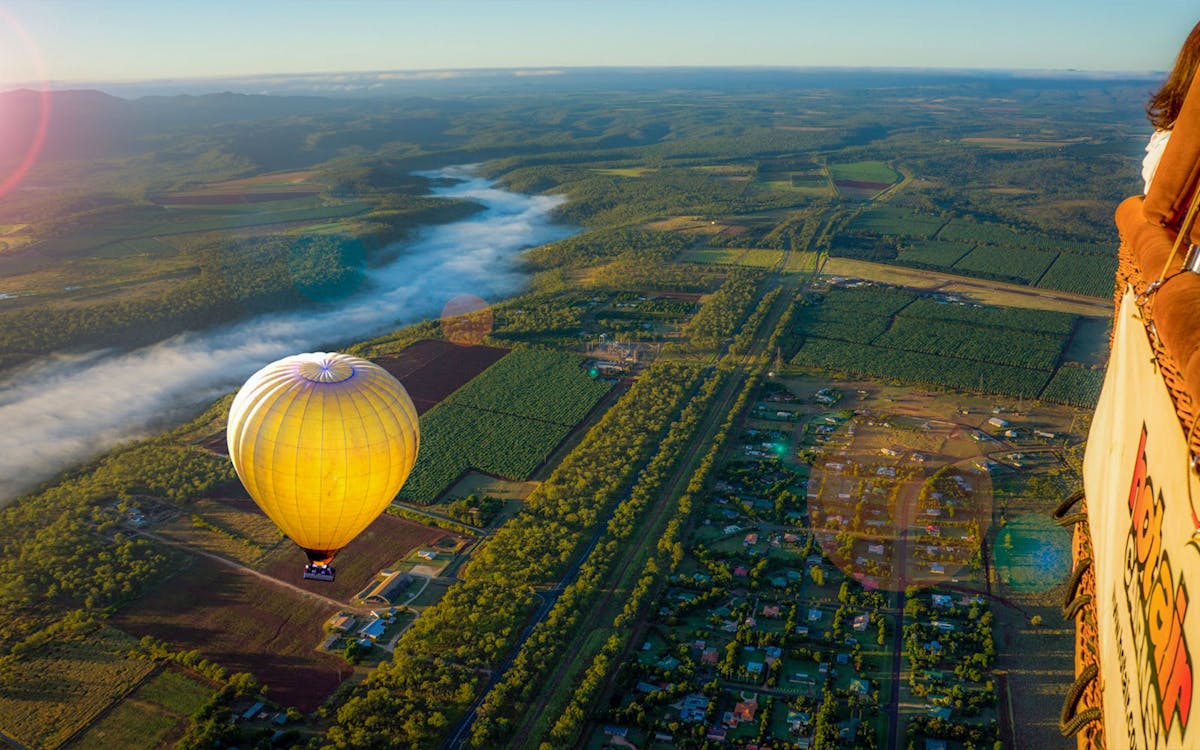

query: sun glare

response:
[0,7,49,200]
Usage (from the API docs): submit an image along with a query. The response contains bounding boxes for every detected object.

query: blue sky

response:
[0,0,1196,87]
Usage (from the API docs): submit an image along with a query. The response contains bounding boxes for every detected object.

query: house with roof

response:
[657,655,681,671]
[701,647,719,665]
[762,604,782,618]
[732,698,758,723]
[764,645,783,663]
[924,640,944,655]
[359,617,387,641]
[808,607,823,622]
[746,661,764,678]
[787,709,812,732]
[852,614,869,631]
[707,725,728,741]
[677,693,710,723]
[733,565,750,578]
[849,678,870,695]
[931,593,952,608]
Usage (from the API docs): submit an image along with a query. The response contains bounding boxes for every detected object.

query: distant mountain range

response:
[0,88,354,167]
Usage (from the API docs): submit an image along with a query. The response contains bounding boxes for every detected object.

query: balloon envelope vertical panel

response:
[227,352,419,563]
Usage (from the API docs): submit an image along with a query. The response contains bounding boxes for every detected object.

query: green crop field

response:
[896,239,973,266]
[937,219,1071,252]
[793,336,1053,397]
[445,349,611,427]
[790,286,1093,403]
[803,313,892,344]
[848,206,946,239]
[899,297,1078,335]
[398,349,612,502]
[951,244,1059,284]
[1036,253,1119,298]
[1040,364,1106,407]
[828,160,899,184]
[875,316,1065,371]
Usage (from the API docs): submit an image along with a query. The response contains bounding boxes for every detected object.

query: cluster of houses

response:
[321,608,401,652]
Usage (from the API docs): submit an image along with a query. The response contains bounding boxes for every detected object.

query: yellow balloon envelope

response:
[226,352,419,570]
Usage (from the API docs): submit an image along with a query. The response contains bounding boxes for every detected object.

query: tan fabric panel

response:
[1084,289,1200,749]
[1145,67,1200,245]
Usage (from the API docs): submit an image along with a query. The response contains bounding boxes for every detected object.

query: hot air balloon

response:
[226,352,419,581]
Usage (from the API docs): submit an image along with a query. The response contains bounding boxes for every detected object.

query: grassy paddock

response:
[70,701,178,750]
[0,628,156,750]
[136,667,216,716]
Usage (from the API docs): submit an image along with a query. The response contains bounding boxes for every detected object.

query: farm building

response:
[327,614,356,632]
[241,701,266,721]
[360,618,387,641]
[361,572,413,605]
[988,416,1010,429]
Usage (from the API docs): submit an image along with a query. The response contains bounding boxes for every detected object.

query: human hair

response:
[1148,21,1200,130]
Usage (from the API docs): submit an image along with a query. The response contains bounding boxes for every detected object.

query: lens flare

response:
[440,294,493,346]
[0,8,50,200]
[806,413,993,592]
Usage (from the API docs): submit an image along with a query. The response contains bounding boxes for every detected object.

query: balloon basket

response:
[303,564,336,582]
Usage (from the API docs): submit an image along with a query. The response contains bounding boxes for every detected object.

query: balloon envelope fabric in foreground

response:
[226,352,419,565]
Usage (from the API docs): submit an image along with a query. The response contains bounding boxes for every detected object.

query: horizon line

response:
[0,63,1166,93]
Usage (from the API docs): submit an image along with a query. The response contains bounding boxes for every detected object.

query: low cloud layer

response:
[0,166,571,503]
